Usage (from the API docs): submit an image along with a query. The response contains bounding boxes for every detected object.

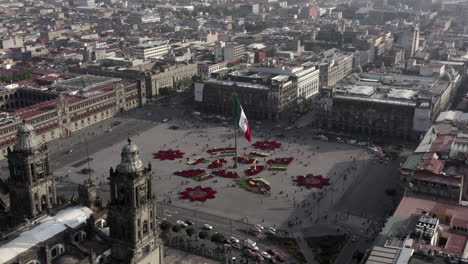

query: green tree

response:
[160,220,172,232]
[186,227,196,238]
[172,224,182,233]
[211,233,225,244]
[199,230,209,239]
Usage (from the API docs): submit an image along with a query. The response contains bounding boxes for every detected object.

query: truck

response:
[244,239,259,251]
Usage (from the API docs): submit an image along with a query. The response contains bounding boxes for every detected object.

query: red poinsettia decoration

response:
[235,156,255,164]
[246,165,264,176]
[208,158,228,169]
[180,185,217,202]
[293,174,330,189]
[212,170,240,178]
[174,169,206,178]
[153,149,185,160]
[252,140,282,150]
[267,157,294,165]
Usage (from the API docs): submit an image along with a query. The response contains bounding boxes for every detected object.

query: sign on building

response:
[194,83,204,102]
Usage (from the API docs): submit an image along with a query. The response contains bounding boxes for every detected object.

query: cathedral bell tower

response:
[7,121,57,224]
[108,139,163,264]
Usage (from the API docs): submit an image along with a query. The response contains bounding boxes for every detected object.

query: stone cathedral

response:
[0,122,164,264]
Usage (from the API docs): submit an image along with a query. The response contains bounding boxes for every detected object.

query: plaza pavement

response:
[0,95,404,263]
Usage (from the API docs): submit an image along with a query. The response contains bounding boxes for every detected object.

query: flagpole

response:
[233,86,238,168]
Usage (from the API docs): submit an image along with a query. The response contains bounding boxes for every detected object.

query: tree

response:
[199,230,209,239]
[172,224,182,233]
[211,233,225,244]
[186,227,196,238]
[160,220,172,232]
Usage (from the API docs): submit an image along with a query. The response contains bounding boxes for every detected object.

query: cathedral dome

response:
[116,138,144,174]
[14,121,40,152]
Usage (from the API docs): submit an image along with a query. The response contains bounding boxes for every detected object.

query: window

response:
[50,244,65,259]
[73,231,87,242]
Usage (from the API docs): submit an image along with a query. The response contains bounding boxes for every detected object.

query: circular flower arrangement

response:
[208,158,228,169]
[174,169,206,178]
[293,174,330,189]
[180,186,217,202]
[245,165,264,176]
[252,140,282,150]
[235,156,255,164]
[153,149,185,160]
[212,170,240,178]
[267,157,294,165]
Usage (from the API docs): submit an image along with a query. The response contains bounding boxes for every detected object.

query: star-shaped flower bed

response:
[212,170,240,178]
[174,169,212,181]
[207,147,236,157]
[235,156,255,164]
[245,165,264,176]
[268,157,294,171]
[180,185,217,202]
[208,158,228,169]
[293,174,330,189]
[153,149,185,160]
[236,177,271,194]
[252,140,282,150]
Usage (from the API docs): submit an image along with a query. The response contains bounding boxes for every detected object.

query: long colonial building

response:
[0,75,145,160]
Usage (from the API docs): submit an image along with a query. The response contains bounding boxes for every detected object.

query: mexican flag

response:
[233,96,251,142]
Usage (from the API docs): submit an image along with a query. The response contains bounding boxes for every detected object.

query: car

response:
[351,235,358,242]
[265,229,276,236]
[162,118,169,122]
[203,224,213,230]
[255,224,264,230]
[267,249,278,256]
[229,236,240,243]
[276,254,285,262]
[245,249,255,257]
[176,220,188,227]
[261,252,272,259]
[255,253,264,261]
[250,226,262,233]
[184,220,194,226]
[232,243,243,250]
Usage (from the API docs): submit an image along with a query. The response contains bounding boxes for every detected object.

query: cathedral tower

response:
[7,121,57,224]
[108,139,163,264]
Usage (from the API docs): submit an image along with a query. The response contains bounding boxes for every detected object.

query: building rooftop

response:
[0,206,92,263]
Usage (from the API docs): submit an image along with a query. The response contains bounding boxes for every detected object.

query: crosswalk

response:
[341,214,369,230]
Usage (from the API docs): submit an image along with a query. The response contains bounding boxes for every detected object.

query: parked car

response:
[176,220,188,227]
[203,224,213,230]
[261,252,272,259]
[276,254,285,262]
[255,253,264,261]
[245,249,255,257]
[232,243,243,250]
[184,220,194,226]
[351,235,358,242]
[267,249,278,256]
[229,236,240,243]
[255,224,264,230]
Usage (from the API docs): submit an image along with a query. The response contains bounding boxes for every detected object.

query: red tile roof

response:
[420,158,445,174]
[430,135,455,153]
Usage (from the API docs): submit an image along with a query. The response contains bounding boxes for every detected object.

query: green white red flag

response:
[233,96,251,142]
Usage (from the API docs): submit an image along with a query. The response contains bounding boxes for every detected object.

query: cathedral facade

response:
[0,122,164,264]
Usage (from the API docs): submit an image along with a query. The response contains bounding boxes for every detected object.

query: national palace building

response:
[0,72,146,160]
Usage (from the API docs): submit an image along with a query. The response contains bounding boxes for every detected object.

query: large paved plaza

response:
[41,99,400,233]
